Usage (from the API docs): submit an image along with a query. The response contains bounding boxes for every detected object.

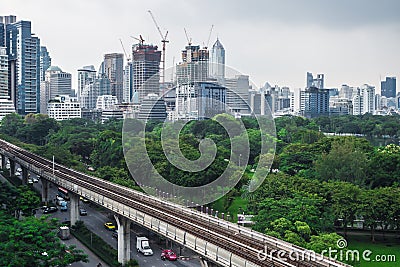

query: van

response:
[136,236,153,256]
[60,201,68,212]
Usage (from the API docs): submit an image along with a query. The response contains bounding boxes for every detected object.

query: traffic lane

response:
[31,171,200,267]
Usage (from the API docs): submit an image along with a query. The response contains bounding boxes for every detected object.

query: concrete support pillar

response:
[70,193,80,226]
[21,166,28,185]
[114,215,131,265]
[1,155,5,168]
[41,179,49,204]
[9,160,15,176]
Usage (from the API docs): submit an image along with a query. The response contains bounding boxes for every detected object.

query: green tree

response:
[0,211,88,267]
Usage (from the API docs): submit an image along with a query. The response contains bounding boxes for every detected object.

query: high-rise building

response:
[132,44,161,103]
[352,84,375,115]
[176,45,209,85]
[40,66,72,114]
[306,72,324,89]
[39,46,51,81]
[210,38,225,84]
[301,87,330,118]
[104,53,124,103]
[77,65,96,101]
[224,75,250,114]
[2,17,41,114]
[80,76,111,110]
[381,77,396,98]
[96,95,118,110]
[175,81,225,120]
[0,46,15,120]
[123,62,132,103]
[138,93,167,121]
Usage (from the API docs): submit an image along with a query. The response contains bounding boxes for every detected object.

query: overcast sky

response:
[3,0,400,91]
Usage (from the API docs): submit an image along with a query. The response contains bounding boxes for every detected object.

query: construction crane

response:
[130,35,145,46]
[204,24,214,49]
[184,28,192,46]
[148,10,169,85]
[119,38,131,62]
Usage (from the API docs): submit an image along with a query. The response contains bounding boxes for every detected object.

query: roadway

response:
[27,169,201,267]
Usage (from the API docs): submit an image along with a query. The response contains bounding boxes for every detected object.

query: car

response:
[79,208,87,216]
[15,171,21,176]
[112,230,118,239]
[16,167,22,172]
[27,178,33,184]
[43,206,58,214]
[32,177,39,183]
[161,249,177,261]
[104,222,116,230]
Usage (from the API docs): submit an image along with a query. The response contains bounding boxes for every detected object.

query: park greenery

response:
[0,182,88,267]
[0,113,400,255]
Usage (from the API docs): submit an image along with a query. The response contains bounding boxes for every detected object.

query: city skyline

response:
[3,0,400,91]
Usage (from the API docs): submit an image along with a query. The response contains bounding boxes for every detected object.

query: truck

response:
[60,200,68,212]
[58,226,70,240]
[136,236,153,256]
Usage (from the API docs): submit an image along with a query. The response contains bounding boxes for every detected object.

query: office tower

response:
[123,62,132,103]
[132,44,161,103]
[352,84,375,115]
[175,81,225,120]
[210,38,225,84]
[138,93,167,121]
[80,76,111,109]
[176,45,209,85]
[103,53,124,103]
[39,46,51,81]
[47,95,81,121]
[224,75,250,114]
[301,87,330,118]
[381,77,396,98]
[3,17,40,114]
[306,72,324,89]
[77,65,96,101]
[0,47,15,120]
[40,66,72,114]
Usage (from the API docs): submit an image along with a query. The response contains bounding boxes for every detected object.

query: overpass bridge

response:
[0,139,349,267]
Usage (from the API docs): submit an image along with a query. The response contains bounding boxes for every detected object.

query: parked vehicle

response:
[16,167,22,172]
[161,249,177,261]
[136,236,153,256]
[15,171,21,176]
[32,177,39,183]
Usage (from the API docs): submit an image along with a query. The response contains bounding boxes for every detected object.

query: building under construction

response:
[176,45,209,85]
[132,44,161,103]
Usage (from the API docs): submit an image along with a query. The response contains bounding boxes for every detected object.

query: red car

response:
[161,249,177,261]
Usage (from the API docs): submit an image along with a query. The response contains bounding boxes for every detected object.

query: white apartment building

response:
[96,95,118,110]
[47,95,81,121]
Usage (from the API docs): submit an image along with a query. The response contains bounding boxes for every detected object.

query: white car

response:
[17,167,22,172]
[32,177,39,183]
[15,171,21,176]
[27,178,33,184]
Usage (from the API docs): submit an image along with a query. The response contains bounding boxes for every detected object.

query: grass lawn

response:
[343,232,400,267]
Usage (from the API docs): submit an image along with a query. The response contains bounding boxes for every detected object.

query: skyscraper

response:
[40,66,72,114]
[123,62,132,103]
[176,45,209,85]
[77,65,96,101]
[381,77,396,98]
[104,53,124,103]
[210,38,225,83]
[352,84,375,115]
[224,75,250,114]
[39,46,51,81]
[132,44,161,103]
[306,72,324,89]
[2,16,40,114]
[301,87,330,118]
[0,46,15,120]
